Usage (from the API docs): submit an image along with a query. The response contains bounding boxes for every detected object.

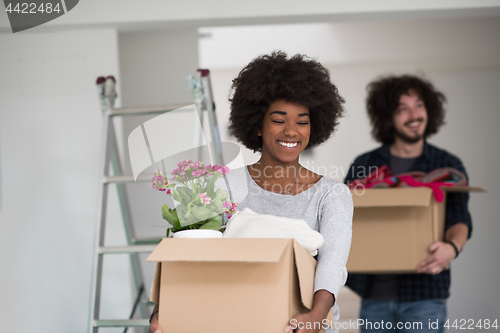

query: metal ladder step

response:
[99,245,157,254]
[133,237,162,245]
[109,103,193,117]
[94,319,150,327]
[104,175,152,184]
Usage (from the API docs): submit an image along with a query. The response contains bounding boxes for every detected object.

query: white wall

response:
[118,29,198,107]
[0,29,131,332]
[201,17,500,326]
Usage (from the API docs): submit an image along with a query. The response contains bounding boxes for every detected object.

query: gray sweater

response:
[217,167,353,323]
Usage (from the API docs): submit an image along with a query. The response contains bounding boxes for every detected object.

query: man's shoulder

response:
[425,142,465,166]
[350,145,387,165]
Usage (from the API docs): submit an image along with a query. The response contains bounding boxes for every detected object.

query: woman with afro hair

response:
[149,51,353,333]
[230,51,352,333]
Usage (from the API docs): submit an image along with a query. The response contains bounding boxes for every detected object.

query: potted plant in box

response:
[152,159,238,238]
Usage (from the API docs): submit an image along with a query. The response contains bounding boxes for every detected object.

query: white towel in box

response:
[223,208,324,256]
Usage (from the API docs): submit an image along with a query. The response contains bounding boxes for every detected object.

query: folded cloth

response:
[347,166,467,202]
[223,208,324,256]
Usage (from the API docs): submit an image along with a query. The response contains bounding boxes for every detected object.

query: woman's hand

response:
[286,310,325,333]
[149,304,161,333]
[284,290,334,333]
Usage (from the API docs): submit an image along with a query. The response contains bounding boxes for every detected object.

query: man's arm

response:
[416,222,469,275]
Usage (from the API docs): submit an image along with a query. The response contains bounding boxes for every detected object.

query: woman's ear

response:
[257,130,262,136]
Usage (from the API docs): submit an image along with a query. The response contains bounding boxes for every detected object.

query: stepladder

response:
[88,70,224,333]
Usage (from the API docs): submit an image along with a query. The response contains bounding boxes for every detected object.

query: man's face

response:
[392,91,428,144]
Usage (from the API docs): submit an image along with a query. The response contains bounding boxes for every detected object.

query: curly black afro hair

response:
[366,75,446,144]
[228,51,345,152]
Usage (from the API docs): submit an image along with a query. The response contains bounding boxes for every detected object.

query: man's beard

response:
[394,124,424,144]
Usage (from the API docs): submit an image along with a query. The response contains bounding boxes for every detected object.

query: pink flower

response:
[198,192,211,206]
[152,170,169,191]
[223,201,238,215]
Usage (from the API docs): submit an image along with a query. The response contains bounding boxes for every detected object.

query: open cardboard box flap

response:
[351,186,485,208]
[292,239,316,309]
[352,187,432,207]
[148,238,317,310]
[147,238,288,263]
[442,186,485,193]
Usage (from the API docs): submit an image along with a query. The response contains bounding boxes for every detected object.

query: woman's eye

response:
[272,120,284,124]
[298,122,309,125]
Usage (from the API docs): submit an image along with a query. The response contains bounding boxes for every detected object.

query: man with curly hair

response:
[344,75,472,333]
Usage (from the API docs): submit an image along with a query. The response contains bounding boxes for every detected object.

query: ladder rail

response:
[199,70,224,165]
[108,120,150,323]
[187,70,223,165]
[88,109,112,333]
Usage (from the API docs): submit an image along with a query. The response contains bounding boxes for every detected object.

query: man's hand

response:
[285,311,325,333]
[416,241,456,274]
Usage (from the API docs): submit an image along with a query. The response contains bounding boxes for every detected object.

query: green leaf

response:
[190,205,211,221]
[204,175,218,198]
[199,215,222,230]
[179,210,198,227]
[214,189,228,201]
[189,221,205,229]
[174,188,187,206]
[171,189,181,204]
[210,200,224,215]
[162,205,181,229]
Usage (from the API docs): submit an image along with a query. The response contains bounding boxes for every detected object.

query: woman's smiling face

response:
[258,99,311,164]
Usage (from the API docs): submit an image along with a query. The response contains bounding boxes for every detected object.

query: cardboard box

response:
[147,238,321,333]
[346,186,484,273]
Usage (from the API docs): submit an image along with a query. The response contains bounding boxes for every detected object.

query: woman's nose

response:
[284,123,298,136]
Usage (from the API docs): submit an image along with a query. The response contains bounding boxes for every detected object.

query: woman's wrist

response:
[310,290,334,319]
[149,310,159,324]
[310,304,330,320]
